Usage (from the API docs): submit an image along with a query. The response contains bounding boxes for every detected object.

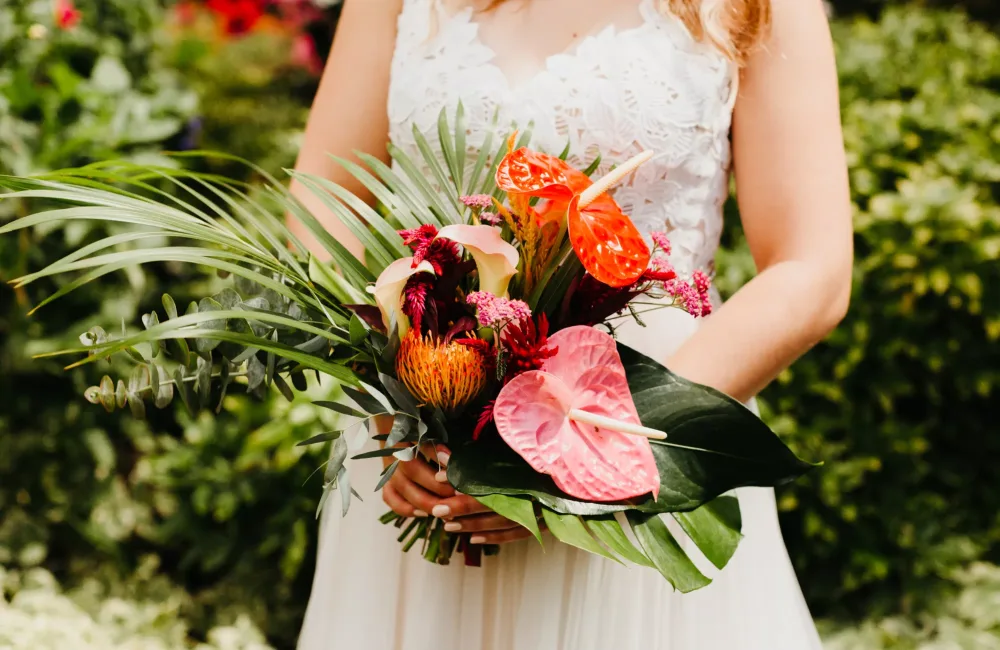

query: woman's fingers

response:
[382,483,424,518]
[392,471,442,517]
[399,452,455,498]
[432,493,490,519]
[442,513,515,533]
[469,525,542,545]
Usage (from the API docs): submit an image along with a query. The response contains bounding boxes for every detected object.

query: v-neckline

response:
[449,0,663,96]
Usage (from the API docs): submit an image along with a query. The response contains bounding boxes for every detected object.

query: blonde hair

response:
[485,0,771,65]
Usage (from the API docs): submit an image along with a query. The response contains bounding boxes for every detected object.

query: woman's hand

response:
[382,445,538,545]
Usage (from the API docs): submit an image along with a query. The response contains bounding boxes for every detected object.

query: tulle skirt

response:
[298,308,822,650]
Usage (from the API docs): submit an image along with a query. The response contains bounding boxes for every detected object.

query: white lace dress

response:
[299,1,822,648]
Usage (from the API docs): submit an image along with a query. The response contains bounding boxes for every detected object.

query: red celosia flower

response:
[399,224,437,254]
[206,0,264,35]
[501,314,557,382]
[398,224,460,275]
[54,0,81,29]
[472,399,496,441]
[401,274,432,331]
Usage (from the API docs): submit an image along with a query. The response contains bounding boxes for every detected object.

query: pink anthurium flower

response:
[493,326,661,502]
[436,224,519,297]
[368,257,434,337]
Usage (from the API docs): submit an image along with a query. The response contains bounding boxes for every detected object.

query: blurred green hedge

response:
[830,0,998,24]
[0,1,334,647]
[719,6,1000,623]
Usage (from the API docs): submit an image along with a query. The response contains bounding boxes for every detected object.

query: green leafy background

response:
[2,0,1000,648]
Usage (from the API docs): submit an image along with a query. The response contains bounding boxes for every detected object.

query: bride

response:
[292,0,851,648]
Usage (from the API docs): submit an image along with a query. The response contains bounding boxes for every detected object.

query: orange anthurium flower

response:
[496,138,652,288]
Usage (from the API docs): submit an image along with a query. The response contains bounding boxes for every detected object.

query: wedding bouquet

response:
[0,107,813,592]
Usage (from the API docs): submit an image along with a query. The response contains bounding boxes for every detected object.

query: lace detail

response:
[388,0,737,276]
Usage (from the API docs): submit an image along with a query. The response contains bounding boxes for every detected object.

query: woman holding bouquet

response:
[294,0,851,648]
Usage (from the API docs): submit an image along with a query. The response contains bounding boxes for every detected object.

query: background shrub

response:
[718,6,1000,623]
[0,1,340,646]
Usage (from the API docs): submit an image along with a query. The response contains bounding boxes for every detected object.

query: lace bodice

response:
[387,0,737,276]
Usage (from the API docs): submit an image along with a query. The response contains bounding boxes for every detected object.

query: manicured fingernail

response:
[434,470,448,483]
[413,510,428,518]
[436,451,450,467]
[470,536,486,544]
[444,522,462,532]
[431,505,451,518]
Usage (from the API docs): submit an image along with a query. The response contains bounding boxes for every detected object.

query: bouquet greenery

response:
[0,107,814,592]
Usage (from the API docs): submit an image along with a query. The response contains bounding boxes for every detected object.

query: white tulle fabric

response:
[299,1,822,648]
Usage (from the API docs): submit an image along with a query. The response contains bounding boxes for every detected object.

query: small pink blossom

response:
[460,194,494,210]
[479,211,502,226]
[650,231,672,256]
[649,256,674,274]
[692,270,713,316]
[663,279,703,318]
[467,292,531,328]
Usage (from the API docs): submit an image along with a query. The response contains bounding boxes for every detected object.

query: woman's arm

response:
[288,0,401,260]
[666,0,853,403]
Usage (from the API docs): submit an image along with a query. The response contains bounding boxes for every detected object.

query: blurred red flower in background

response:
[54,0,81,29]
[206,0,265,35]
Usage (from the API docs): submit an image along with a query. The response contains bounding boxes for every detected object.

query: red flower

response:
[54,0,81,29]
[401,274,433,332]
[398,224,461,275]
[206,0,264,35]
[472,399,496,441]
[501,314,557,382]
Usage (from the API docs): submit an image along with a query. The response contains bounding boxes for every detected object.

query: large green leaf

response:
[628,513,711,593]
[473,494,542,545]
[447,341,814,516]
[671,495,742,571]
[541,508,619,563]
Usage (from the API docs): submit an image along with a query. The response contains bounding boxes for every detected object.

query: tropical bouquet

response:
[0,107,813,592]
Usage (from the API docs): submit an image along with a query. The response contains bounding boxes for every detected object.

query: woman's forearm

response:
[666,260,850,403]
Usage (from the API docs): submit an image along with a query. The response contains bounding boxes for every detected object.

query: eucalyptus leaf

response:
[314,400,368,419]
[326,435,348,483]
[378,373,419,417]
[337,466,352,517]
[375,460,399,492]
[162,293,178,320]
[298,431,343,447]
[343,385,390,417]
[352,448,402,460]
[273,373,295,402]
[127,392,146,419]
[154,375,174,409]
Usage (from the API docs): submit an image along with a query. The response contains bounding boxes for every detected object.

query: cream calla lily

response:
[368,257,434,337]
[436,224,519,297]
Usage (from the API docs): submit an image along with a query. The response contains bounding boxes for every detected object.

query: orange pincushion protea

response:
[396,331,488,411]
